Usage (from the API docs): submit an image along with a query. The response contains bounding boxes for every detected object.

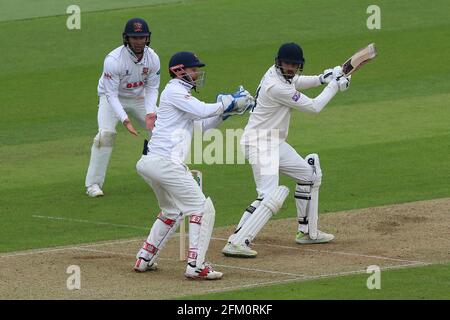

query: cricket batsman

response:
[85,18,160,197]
[222,43,351,258]
[133,51,255,279]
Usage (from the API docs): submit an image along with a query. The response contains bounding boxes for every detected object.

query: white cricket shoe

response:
[86,184,104,197]
[133,258,158,272]
[185,262,223,280]
[222,242,257,258]
[295,230,335,244]
[133,247,158,272]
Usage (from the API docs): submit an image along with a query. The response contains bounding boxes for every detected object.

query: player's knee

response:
[194,194,208,213]
[94,130,116,147]
[261,186,290,215]
[158,211,179,224]
[185,196,212,220]
[136,157,151,179]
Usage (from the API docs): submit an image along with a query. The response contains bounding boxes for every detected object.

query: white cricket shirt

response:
[97,45,160,122]
[147,79,224,163]
[242,65,339,146]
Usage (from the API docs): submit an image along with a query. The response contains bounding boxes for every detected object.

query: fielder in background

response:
[223,43,351,258]
[85,18,160,197]
[133,51,255,279]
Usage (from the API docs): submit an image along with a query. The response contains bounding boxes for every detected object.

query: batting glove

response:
[332,65,344,79]
[319,68,333,84]
[337,75,351,91]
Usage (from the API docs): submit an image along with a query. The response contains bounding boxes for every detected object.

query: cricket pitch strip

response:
[1,198,449,299]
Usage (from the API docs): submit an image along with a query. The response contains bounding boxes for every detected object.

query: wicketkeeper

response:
[133,51,255,279]
[223,43,351,258]
[85,18,160,197]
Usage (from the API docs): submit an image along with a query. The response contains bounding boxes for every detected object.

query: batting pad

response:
[231,186,290,245]
[195,197,216,268]
[146,214,181,266]
[305,153,322,239]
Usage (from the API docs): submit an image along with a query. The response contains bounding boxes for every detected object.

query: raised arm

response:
[172,92,224,119]
[293,75,322,90]
[270,76,350,114]
[293,66,342,91]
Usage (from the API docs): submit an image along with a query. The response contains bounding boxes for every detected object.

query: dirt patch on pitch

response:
[1,198,449,299]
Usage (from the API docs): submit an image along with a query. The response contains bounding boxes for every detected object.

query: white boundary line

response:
[32,215,148,231]
[23,245,429,284]
[212,263,309,278]
[202,261,431,295]
[0,238,143,258]
[0,237,430,284]
[210,236,427,265]
[23,215,426,263]
[71,247,310,278]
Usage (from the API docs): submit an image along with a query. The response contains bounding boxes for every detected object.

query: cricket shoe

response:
[86,184,104,197]
[133,245,158,272]
[222,242,257,258]
[295,230,334,244]
[185,262,223,280]
[133,258,157,272]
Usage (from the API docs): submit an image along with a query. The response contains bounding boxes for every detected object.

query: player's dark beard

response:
[283,68,296,79]
[130,45,144,54]
[278,67,296,82]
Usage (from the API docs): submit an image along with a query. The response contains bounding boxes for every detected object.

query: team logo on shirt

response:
[133,22,143,32]
[104,72,112,79]
[126,81,144,88]
[142,67,149,75]
[292,92,301,102]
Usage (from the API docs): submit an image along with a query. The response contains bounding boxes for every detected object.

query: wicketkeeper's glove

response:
[217,85,255,119]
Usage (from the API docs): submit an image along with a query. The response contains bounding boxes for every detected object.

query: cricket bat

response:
[341,43,377,76]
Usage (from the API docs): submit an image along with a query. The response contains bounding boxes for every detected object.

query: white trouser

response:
[85,95,150,188]
[245,141,315,198]
[136,154,206,216]
[230,141,316,241]
[136,154,209,264]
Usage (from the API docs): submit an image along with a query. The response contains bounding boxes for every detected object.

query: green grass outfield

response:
[0,0,449,299]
